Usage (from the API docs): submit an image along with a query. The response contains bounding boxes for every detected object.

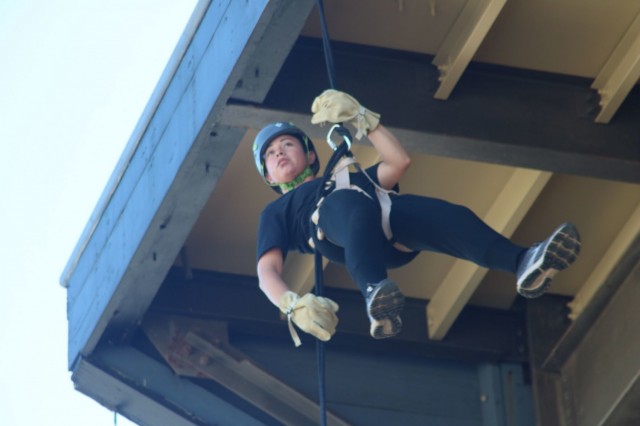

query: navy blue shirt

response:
[256,164,383,262]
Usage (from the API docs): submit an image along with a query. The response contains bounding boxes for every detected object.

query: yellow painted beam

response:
[433,0,507,100]
[592,12,640,123]
[427,168,551,340]
[567,201,640,320]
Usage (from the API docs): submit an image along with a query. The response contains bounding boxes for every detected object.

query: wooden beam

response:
[592,12,640,123]
[567,201,640,320]
[427,168,551,339]
[433,0,508,99]
[59,0,211,289]
[64,0,316,370]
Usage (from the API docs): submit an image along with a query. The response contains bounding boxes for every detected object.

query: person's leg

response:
[318,189,388,293]
[389,194,581,298]
[389,194,526,273]
[317,189,404,338]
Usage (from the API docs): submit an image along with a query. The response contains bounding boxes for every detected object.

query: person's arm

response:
[367,124,411,190]
[309,90,411,189]
[257,247,340,345]
[256,247,289,306]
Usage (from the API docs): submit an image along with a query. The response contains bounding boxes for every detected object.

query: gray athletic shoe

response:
[365,279,405,339]
[516,222,581,298]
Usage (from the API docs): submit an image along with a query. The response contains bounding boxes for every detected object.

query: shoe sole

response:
[518,223,581,298]
[367,281,405,339]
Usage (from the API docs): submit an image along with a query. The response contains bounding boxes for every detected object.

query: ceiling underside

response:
[66,2,640,425]
[182,0,640,341]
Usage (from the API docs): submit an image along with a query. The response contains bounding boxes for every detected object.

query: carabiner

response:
[326,124,352,151]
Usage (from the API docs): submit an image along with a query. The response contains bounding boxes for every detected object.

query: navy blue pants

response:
[316,189,526,296]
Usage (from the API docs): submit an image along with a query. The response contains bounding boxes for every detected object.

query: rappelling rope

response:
[312,1,353,425]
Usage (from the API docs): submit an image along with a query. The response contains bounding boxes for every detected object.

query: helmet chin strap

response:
[277,166,313,193]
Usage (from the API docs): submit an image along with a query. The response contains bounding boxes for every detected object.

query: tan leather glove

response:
[279,291,339,347]
[311,89,380,140]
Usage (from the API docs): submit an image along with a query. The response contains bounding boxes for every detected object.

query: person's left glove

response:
[278,291,340,347]
[310,89,380,139]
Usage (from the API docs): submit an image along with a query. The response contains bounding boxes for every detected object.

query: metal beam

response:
[142,314,351,426]
[592,12,640,123]
[567,201,640,320]
[427,169,551,339]
[536,234,640,373]
[433,0,507,99]
[149,267,529,363]
[226,38,640,183]
[72,346,265,426]
[526,248,640,424]
[231,1,315,103]
[561,260,640,426]
[525,295,573,424]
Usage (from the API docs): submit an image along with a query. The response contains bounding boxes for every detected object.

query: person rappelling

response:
[253,89,581,346]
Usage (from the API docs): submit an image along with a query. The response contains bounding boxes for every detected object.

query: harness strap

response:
[376,188,394,242]
[311,158,392,237]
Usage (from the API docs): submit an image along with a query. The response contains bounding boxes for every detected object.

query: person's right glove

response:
[278,291,339,347]
[310,89,380,140]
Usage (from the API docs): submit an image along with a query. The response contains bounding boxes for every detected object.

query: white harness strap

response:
[376,187,393,241]
[313,157,395,241]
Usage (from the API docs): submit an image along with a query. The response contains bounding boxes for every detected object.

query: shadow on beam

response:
[230,37,640,183]
[147,267,529,364]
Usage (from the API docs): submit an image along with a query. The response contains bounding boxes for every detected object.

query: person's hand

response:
[311,89,380,139]
[279,291,339,346]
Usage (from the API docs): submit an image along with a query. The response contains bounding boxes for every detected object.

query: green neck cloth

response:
[277,166,313,193]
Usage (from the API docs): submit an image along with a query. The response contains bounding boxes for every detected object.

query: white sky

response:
[0,1,198,424]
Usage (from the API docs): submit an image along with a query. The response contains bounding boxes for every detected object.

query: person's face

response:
[264,135,315,185]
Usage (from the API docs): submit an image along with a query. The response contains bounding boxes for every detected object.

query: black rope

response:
[313,249,327,426]
[313,1,350,425]
[316,0,337,89]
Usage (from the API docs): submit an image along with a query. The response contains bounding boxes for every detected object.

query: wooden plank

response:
[65,0,301,369]
[427,168,551,340]
[59,0,211,289]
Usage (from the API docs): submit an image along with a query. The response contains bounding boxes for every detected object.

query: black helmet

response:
[252,122,319,192]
